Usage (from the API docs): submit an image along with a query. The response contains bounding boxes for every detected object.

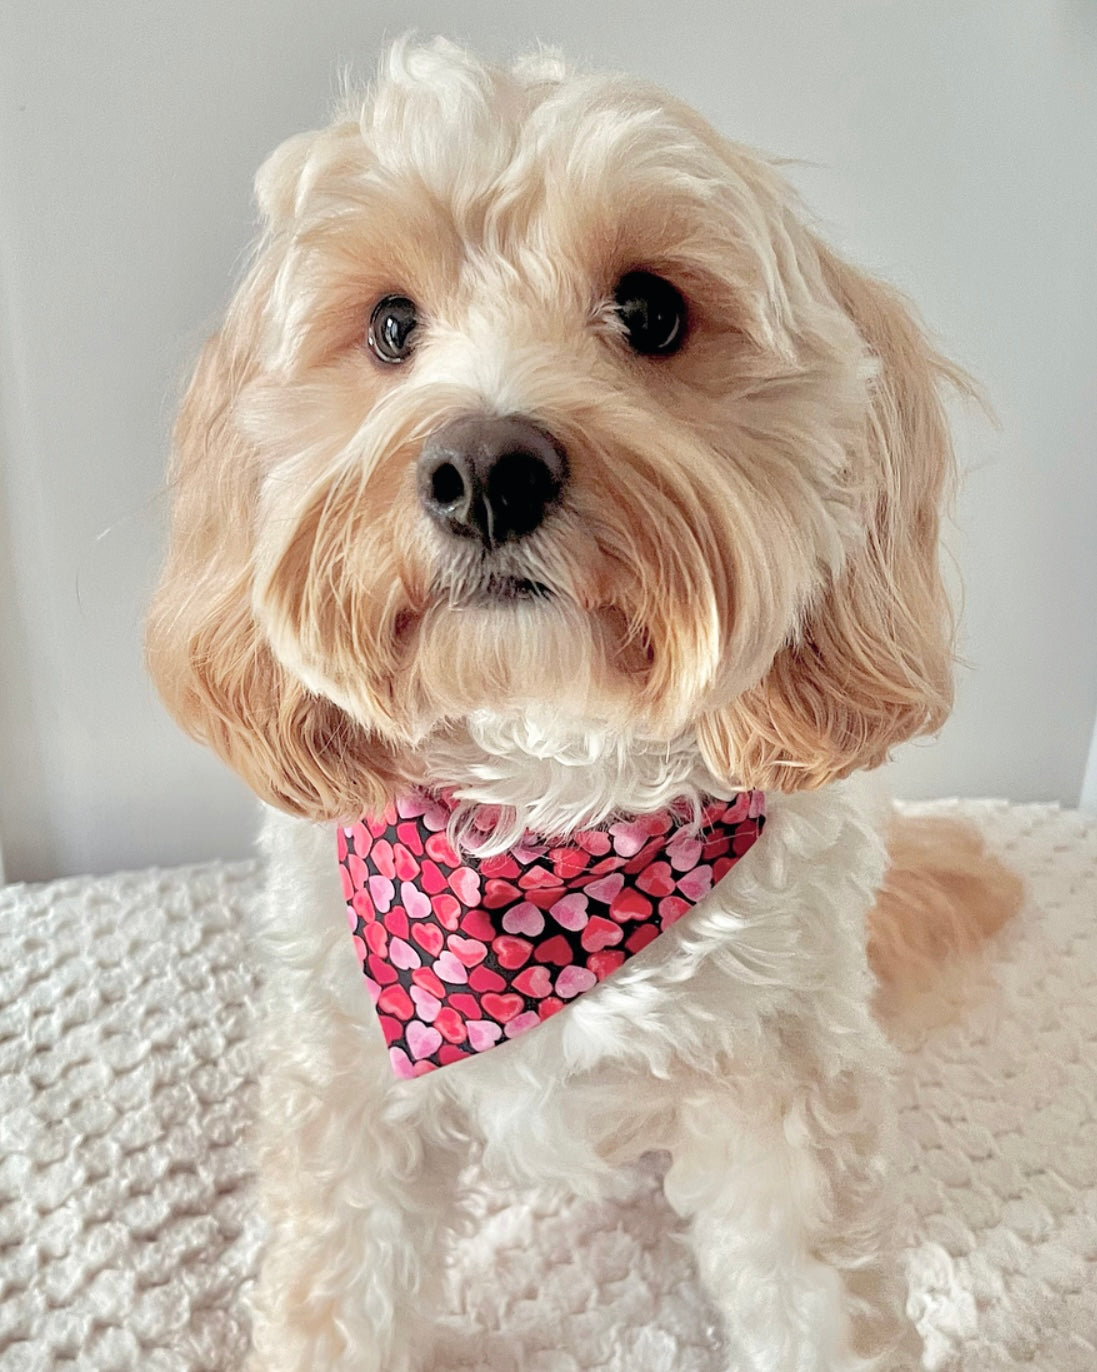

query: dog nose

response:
[417,416,567,547]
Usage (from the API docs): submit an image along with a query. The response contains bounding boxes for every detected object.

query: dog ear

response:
[146,278,397,821]
[699,245,966,791]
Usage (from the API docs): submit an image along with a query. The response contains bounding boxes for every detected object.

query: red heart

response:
[425,832,460,868]
[434,1007,467,1043]
[588,949,626,980]
[549,847,590,879]
[610,887,653,923]
[351,888,375,924]
[377,1014,403,1045]
[364,922,388,956]
[518,865,562,890]
[460,908,496,941]
[383,906,409,940]
[523,886,564,910]
[480,853,520,879]
[437,1042,467,1066]
[580,916,623,953]
[410,923,443,958]
[623,839,663,875]
[626,924,659,954]
[367,954,397,986]
[482,993,524,1023]
[469,965,506,994]
[431,894,462,930]
[635,861,675,897]
[538,996,565,1019]
[492,935,532,970]
[419,860,448,895]
[713,857,737,884]
[483,879,521,909]
[411,966,446,998]
[392,844,420,882]
[513,965,553,998]
[533,935,573,966]
[448,935,487,968]
[702,836,731,863]
[377,985,413,1020]
[448,992,481,1019]
[395,822,424,856]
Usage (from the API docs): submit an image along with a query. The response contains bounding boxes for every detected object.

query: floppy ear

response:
[146,267,396,821]
[699,244,966,791]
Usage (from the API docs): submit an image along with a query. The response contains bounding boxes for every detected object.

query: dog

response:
[147,38,1020,1371]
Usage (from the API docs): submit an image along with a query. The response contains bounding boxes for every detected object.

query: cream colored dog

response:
[148,39,1017,1372]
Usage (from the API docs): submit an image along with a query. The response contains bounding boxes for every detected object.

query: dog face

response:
[148,40,960,820]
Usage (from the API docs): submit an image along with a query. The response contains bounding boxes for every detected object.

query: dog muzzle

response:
[338,791,766,1078]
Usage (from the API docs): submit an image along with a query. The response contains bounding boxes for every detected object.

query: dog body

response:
[146,39,1005,1370]
[252,770,912,1371]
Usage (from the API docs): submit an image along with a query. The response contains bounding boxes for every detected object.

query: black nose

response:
[417,416,567,547]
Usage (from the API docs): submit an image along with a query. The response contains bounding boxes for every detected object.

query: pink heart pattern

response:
[338,791,765,1078]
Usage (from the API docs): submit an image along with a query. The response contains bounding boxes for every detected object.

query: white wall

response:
[1,0,1095,881]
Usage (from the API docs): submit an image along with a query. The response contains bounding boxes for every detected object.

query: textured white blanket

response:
[1,801,1095,1371]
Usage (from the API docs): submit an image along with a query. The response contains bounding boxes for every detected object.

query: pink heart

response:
[393,845,420,882]
[555,965,597,999]
[667,835,703,872]
[421,803,449,832]
[410,985,440,1021]
[401,880,431,922]
[503,902,545,936]
[467,1019,503,1052]
[368,875,394,913]
[575,830,612,856]
[450,866,481,906]
[549,893,589,930]
[504,1010,541,1040]
[584,872,624,904]
[406,1021,443,1061]
[389,937,421,970]
[363,974,381,1005]
[609,821,647,857]
[434,950,468,984]
[371,839,396,878]
[676,865,713,901]
[388,1046,416,1079]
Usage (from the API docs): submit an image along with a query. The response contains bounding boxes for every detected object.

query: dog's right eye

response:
[368,295,419,364]
[613,271,687,357]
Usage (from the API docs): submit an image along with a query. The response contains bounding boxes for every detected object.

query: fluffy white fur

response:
[146,38,1021,1372]
[251,775,918,1372]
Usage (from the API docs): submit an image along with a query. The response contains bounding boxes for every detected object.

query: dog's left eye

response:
[613,271,687,356]
[368,295,419,363]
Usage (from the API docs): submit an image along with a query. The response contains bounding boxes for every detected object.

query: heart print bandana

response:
[338,791,766,1078]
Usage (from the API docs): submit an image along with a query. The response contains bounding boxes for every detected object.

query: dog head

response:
[148,39,962,820]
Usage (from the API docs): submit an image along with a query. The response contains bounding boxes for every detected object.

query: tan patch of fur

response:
[699,252,971,792]
[868,813,1024,990]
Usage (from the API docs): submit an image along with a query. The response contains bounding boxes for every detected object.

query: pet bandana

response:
[339,791,766,1078]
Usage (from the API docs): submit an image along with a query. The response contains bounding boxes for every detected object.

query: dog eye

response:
[368,295,419,363]
[613,271,687,356]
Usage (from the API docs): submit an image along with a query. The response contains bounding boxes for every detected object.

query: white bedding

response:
[1,800,1094,1371]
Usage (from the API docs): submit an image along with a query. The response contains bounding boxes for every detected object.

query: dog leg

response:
[246,1048,465,1372]
[664,1067,922,1372]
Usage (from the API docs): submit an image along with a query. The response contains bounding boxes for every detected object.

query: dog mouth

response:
[430,551,557,609]
[469,574,553,604]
